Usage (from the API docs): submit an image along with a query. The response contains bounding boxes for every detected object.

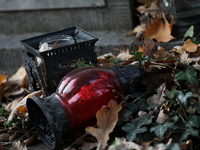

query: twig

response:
[66,125,97,148]
[177,97,189,121]
[18,127,34,141]
[132,91,149,103]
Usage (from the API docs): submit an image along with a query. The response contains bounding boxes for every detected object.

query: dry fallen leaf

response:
[85,100,122,150]
[156,110,169,124]
[80,142,98,150]
[145,12,175,42]
[193,62,200,71]
[7,90,42,121]
[147,83,166,107]
[12,141,27,150]
[180,51,192,66]
[182,39,198,53]
[0,73,7,84]
[143,37,155,58]
[179,140,193,150]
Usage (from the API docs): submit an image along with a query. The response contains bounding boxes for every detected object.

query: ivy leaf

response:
[150,122,175,140]
[120,109,132,122]
[135,51,143,60]
[185,115,200,128]
[192,102,200,114]
[128,102,139,113]
[172,116,180,123]
[177,91,193,108]
[175,66,199,86]
[166,143,180,150]
[145,104,156,110]
[110,58,121,65]
[184,25,194,38]
[0,106,5,116]
[169,90,179,98]
[133,92,148,110]
[180,128,199,142]
[137,116,155,128]
[122,123,147,142]
[76,60,85,68]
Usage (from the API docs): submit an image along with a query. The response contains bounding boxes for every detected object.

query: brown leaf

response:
[85,100,122,150]
[9,133,18,142]
[143,37,155,58]
[0,73,7,84]
[147,83,166,107]
[22,134,37,146]
[80,142,98,150]
[182,39,197,53]
[145,12,175,42]
[179,140,193,150]
[7,90,42,121]
[12,141,27,150]
[0,133,10,142]
[156,110,168,124]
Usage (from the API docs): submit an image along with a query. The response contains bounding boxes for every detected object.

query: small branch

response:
[177,97,189,121]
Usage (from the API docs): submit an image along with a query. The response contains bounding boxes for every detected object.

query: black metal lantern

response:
[20,26,98,96]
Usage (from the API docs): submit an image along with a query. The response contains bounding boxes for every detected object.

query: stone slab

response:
[0,0,106,11]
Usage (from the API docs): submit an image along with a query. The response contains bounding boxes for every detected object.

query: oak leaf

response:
[0,73,7,84]
[145,12,175,42]
[85,100,122,150]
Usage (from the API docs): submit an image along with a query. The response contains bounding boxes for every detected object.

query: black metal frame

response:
[20,26,98,96]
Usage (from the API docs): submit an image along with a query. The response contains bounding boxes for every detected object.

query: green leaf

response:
[135,51,143,60]
[192,102,200,114]
[180,128,199,142]
[169,90,179,98]
[184,25,194,38]
[133,92,148,110]
[185,115,200,128]
[121,109,133,122]
[122,123,147,142]
[128,102,139,113]
[0,106,5,116]
[166,143,180,150]
[58,63,63,68]
[191,37,199,45]
[172,116,180,123]
[150,122,175,140]
[89,63,95,67]
[137,116,154,128]
[110,58,121,65]
[76,60,85,68]
[175,66,199,86]
[145,104,156,110]
[177,91,193,108]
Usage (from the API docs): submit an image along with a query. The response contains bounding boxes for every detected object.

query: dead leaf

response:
[179,140,193,150]
[156,110,169,124]
[126,24,145,36]
[80,142,98,150]
[108,137,141,150]
[143,37,155,58]
[0,133,10,142]
[186,106,196,114]
[182,39,197,53]
[190,46,200,57]
[180,51,192,66]
[22,134,37,146]
[193,62,200,71]
[7,90,42,122]
[17,106,28,114]
[85,100,122,150]
[12,141,27,150]
[145,12,175,42]
[147,83,166,107]
[0,73,7,84]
